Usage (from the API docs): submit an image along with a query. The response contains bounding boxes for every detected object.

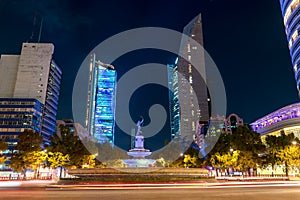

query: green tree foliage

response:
[23,151,47,170]
[204,133,231,166]
[209,125,265,175]
[235,150,257,171]
[10,154,24,172]
[264,132,300,176]
[210,151,239,171]
[0,139,8,164]
[183,154,198,168]
[0,156,7,164]
[14,129,43,152]
[23,151,47,178]
[47,125,91,168]
[231,125,265,153]
[0,139,7,151]
[10,129,43,174]
[278,145,300,168]
[47,152,70,169]
[47,152,70,178]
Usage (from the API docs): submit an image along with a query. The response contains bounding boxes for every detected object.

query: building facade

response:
[168,62,180,138]
[279,0,300,95]
[86,53,117,144]
[0,43,62,146]
[250,102,300,141]
[168,14,210,141]
[0,98,44,149]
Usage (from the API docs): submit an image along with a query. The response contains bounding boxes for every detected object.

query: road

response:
[1,184,300,200]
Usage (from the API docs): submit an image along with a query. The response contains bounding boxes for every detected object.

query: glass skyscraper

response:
[168,14,210,141]
[279,0,300,95]
[168,62,180,138]
[86,53,117,144]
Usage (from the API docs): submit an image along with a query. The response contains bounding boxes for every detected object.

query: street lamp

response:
[292,141,297,145]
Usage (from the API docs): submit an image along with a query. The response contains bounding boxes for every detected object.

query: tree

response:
[210,151,238,176]
[264,132,300,176]
[277,145,300,176]
[10,151,47,179]
[204,133,231,166]
[10,130,43,177]
[235,150,257,173]
[231,125,265,154]
[0,139,8,165]
[208,125,265,176]
[47,152,70,178]
[183,154,198,168]
[0,156,7,164]
[14,129,43,152]
[0,139,7,151]
[23,151,47,178]
[47,125,91,168]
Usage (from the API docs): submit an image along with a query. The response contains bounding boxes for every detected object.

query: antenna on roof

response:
[38,18,43,43]
[29,11,43,43]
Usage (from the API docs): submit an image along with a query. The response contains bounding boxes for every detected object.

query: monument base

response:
[122,158,156,168]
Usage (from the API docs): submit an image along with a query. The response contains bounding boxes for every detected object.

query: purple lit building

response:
[250,102,300,140]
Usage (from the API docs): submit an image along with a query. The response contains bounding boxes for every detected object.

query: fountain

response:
[122,117,156,167]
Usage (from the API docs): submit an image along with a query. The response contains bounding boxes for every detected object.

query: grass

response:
[58,175,214,184]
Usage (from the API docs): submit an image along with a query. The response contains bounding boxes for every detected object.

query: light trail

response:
[46,181,300,190]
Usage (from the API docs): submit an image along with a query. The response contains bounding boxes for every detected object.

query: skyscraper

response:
[168,62,180,138]
[168,14,210,140]
[0,43,62,147]
[86,53,117,144]
[279,0,300,95]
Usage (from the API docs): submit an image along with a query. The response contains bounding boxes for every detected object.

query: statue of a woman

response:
[136,116,144,136]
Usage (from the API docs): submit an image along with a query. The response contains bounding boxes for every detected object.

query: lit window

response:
[189,76,193,84]
[284,0,300,25]
[289,30,298,48]
[188,64,192,73]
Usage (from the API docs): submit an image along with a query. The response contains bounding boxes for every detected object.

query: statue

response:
[136,116,144,136]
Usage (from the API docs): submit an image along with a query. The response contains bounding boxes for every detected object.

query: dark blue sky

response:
[0,0,298,125]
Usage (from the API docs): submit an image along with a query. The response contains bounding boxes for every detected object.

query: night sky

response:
[0,0,299,141]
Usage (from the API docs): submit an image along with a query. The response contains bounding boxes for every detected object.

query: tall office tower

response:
[279,0,300,95]
[168,14,210,140]
[168,62,180,138]
[0,98,44,149]
[0,43,62,147]
[86,53,117,144]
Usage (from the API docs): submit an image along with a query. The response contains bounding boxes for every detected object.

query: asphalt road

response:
[1,185,300,200]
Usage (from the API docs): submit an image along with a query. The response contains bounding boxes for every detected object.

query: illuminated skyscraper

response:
[0,43,62,147]
[86,53,117,144]
[168,62,180,138]
[279,0,300,95]
[168,14,210,140]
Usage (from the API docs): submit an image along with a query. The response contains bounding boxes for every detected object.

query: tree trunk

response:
[59,166,63,179]
[23,169,27,180]
[285,161,289,177]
